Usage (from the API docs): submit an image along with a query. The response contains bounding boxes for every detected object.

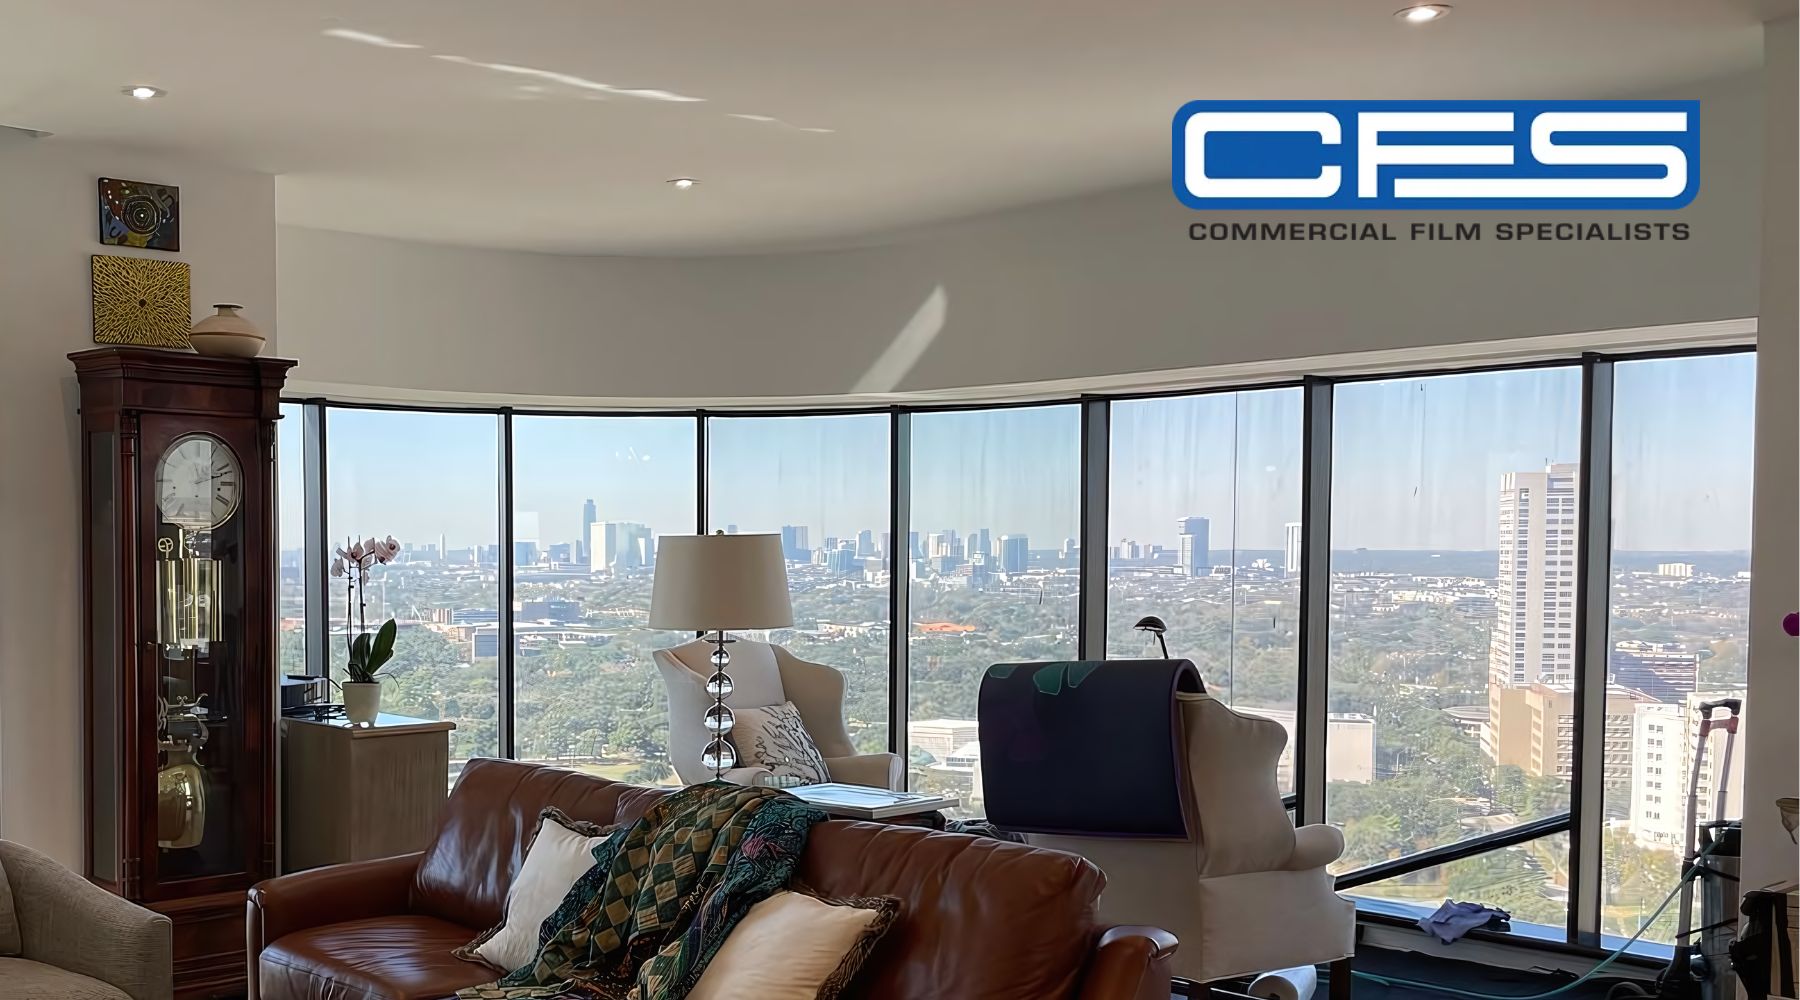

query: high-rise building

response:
[780,525,810,562]
[999,534,1029,573]
[1630,692,1747,850]
[589,521,652,572]
[966,528,991,562]
[1284,521,1303,578]
[857,529,875,557]
[828,541,859,575]
[1656,562,1695,578]
[579,498,598,561]
[1484,463,1579,759]
[1486,679,1651,781]
[1177,516,1210,577]
[927,530,958,560]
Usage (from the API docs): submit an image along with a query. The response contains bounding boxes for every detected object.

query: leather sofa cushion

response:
[795,821,1104,1000]
[411,759,669,930]
[259,915,490,1000]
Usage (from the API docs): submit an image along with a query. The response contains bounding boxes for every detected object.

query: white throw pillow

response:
[455,808,613,973]
[730,701,831,784]
[688,890,899,1000]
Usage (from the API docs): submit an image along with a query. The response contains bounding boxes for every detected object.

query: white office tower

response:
[1484,463,1579,761]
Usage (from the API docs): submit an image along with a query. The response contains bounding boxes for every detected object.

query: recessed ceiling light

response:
[667,177,698,190]
[1395,4,1451,23]
[123,85,165,100]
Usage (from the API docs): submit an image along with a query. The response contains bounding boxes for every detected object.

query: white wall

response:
[0,137,275,864]
[278,71,1763,401]
[1743,16,1799,904]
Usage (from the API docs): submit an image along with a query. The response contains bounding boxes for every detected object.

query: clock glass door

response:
[145,423,253,889]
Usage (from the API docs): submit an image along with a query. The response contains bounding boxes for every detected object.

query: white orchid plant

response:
[331,535,400,684]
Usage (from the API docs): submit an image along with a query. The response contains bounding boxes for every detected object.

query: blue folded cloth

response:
[1418,899,1512,944]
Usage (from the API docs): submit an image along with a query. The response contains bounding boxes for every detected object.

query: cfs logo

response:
[1172,100,1698,210]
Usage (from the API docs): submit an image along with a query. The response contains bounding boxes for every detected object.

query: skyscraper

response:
[1177,516,1210,577]
[857,529,875,557]
[580,498,598,562]
[780,525,809,562]
[1484,463,1579,761]
[999,534,1029,573]
[966,528,991,562]
[1284,521,1303,578]
[589,521,653,572]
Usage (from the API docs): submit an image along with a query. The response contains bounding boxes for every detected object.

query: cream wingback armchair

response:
[1026,692,1355,996]
[0,839,173,1000]
[653,638,903,789]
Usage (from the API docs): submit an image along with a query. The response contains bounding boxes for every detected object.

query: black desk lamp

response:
[1132,615,1170,658]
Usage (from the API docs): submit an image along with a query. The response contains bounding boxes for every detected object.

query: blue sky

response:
[286,352,1755,557]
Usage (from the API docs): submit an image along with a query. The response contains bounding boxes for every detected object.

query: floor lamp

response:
[649,532,794,779]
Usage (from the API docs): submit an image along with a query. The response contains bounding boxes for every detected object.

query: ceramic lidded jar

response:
[189,303,266,358]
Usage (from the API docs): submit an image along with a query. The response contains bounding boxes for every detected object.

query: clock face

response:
[155,433,242,529]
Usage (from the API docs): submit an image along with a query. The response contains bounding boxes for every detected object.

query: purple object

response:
[1783,612,1798,637]
[1418,899,1511,944]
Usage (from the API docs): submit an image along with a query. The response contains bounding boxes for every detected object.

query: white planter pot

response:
[343,681,381,725]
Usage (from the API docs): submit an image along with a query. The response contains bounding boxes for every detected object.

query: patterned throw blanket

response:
[458,782,826,1000]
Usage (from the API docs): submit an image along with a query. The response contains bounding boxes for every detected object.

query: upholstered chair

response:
[0,839,173,1000]
[653,638,903,789]
[1024,692,1356,997]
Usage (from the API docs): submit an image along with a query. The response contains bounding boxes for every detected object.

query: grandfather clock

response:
[72,347,294,999]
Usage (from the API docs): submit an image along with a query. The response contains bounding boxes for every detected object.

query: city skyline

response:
[286,353,1755,558]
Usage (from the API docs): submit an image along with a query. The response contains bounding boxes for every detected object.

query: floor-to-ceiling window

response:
[325,407,503,766]
[1327,367,1582,929]
[279,343,1756,954]
[1602,353,1756,943]
[1106,388,1304,790]
[707,413,892,753]
[906,405,1082,814]
[510,415,697,783]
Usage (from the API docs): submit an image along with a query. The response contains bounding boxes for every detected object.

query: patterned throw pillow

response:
[730,701,831,784]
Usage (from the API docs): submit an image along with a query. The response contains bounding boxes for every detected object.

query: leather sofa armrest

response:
[823,752,903,790]
[1077,925,1180,1000]
[1287,824,1345,872]
[246,852,422,962]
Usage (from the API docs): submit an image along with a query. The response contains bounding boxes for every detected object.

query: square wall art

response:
[91,254,191,348]
[98,177,180,251]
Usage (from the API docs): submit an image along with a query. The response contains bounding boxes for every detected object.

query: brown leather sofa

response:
[247,758,1175,1000]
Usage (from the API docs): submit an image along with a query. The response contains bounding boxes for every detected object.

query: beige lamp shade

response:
[649,533,794,630]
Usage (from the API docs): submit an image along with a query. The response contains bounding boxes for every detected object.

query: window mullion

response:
[889,411,912,769]
[1295,378,1333,827]
[497,409,516,760]
[1077,399,1109,659]
[1568,355,1615,946]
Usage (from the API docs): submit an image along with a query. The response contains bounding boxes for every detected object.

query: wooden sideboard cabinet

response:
[280,713,455,872]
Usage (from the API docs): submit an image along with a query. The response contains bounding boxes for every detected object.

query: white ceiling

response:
[0,1,1781,255]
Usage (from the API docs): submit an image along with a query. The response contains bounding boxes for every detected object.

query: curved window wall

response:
[279,346,1754,952]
